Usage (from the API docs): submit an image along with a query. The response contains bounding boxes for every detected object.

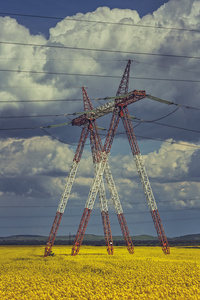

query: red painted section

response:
[71,208,92,256]
[44,212,63,257]
[151,209,170,254]
[101,211,114,255]
[117,213,134,254]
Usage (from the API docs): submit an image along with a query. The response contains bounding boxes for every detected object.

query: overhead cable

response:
[0,99,84,103]
[1,41,200,60]
[0,117,200,136]
[0,216,200,229]
[0,98,200,112]
[132,118,200,134]
[0,56,199,77]
[0,12,199,33]
[0,197,200,208]
[0,68,199,84]
[1,207,200,218]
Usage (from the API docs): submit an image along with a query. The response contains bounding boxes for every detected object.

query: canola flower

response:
[0,245,200,299]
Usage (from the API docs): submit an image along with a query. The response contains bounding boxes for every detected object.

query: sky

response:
[0,0,200,241]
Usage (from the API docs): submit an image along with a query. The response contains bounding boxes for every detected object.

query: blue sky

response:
[1,0,169,36]
[0,0,200,243]
[0,0,170,38]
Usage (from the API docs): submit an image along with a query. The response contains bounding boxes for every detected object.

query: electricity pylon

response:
[71,60,170,255]
[44,72,134,257]
[45,60,170,257]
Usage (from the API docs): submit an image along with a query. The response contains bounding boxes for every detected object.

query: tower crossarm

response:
[72,90,146,127]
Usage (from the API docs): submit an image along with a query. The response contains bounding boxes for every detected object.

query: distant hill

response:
[0,233,157,242]
[170,234,200,241]
[0,233,200,245]
[0,235,46,241]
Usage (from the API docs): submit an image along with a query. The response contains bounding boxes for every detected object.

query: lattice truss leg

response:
[44,125,89,257]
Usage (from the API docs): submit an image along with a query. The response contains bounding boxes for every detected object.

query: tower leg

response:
[151,209,170,254]
[121,106,170,254]
[101,210,114,255]
[44,212,63,257]
[71,208,92,256]
[117,213,134,254]
[44,126,89,257]
[90,123,114,255]
[104,163,134,254]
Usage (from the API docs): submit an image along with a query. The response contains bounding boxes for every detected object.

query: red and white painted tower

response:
[45,60,170,257]
[71,60,170,255]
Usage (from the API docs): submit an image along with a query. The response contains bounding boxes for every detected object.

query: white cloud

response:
[0,136,74,177]
[143,141,197,180]
[108,139,200,208]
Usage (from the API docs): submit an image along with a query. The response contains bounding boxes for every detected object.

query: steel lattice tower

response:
[44,66,134,257]
[44,60,170,257]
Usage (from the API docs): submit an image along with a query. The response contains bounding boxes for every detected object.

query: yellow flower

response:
[0,245,200,299]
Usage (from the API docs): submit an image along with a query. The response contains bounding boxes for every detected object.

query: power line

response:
[135,134,200,149]
[141,106,180,123]
[131,59,200,77]
[0,216,200,229]
[0,118,197,145]
[41,128,82,146]
[0,120,200,146]
[0,12,199,33]
[0,105,181,119]
[132,118,200,135]
[1,41,200,60]
[0,56,199,78]
[0,68,199,84]
[0,99,84,103]
[1,198,200,209]
[0,113,72,119]
[1,206,200,218]
[0,98,200,112]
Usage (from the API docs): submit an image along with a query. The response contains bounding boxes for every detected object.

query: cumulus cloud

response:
[0,136,74,177]
[0,135,199,210]
[143,141,197,180]
[108,140,200,209]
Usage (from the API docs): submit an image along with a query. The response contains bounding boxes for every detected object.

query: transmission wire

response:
[0,12,199,33]
[1,41,200,60]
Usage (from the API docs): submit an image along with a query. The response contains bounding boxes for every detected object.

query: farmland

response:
[0,246,199,299]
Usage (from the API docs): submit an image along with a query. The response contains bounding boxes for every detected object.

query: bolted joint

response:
[88,119,93,130]
[116,103,127,117]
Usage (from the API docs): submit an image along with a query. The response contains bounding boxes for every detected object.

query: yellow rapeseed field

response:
[0,245,199,299]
